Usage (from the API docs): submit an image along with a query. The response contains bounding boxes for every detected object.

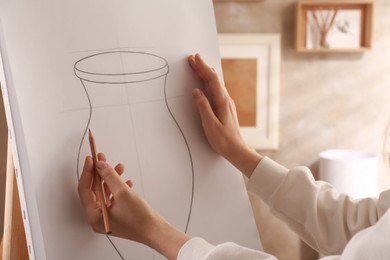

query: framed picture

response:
[218,34,280,150]
[295,0,373,52]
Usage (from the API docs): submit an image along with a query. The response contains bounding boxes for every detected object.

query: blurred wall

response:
[214,0,390,259]
[214,0,390,183]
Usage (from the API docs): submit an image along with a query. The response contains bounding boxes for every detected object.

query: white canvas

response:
[0,0,262,259]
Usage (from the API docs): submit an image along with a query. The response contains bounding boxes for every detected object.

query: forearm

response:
[248,157,382,255]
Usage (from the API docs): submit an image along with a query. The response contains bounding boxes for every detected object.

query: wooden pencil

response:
[88,129,112,234]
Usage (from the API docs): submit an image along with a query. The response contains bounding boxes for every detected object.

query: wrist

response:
[147,220,191,260]
[225,144,262,178]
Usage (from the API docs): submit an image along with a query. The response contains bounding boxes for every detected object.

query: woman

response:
[78,53,390,259]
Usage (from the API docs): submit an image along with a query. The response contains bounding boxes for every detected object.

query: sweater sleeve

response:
[177,237,278,260]
[247,157,390,256]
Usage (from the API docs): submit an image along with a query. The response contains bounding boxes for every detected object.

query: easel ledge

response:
[0,136,29,260]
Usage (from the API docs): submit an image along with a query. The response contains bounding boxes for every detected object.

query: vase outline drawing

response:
[74,51,195,259]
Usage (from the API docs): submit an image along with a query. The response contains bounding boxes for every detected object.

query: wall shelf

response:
[295,0,374,53]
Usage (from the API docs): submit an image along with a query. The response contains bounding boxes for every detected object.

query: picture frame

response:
[295,0,373,53]
[218,34,280,150]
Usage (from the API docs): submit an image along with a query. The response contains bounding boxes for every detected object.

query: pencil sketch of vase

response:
[74,51,194,239]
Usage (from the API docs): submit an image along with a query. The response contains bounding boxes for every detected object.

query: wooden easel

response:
[0,136,29,260]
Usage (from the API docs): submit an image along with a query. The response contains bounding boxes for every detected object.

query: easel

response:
[0,136,29,260]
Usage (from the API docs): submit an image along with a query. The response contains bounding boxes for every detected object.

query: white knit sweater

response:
[177,157,390,260]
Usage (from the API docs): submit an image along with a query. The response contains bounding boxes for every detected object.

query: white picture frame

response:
[218,34,280,150]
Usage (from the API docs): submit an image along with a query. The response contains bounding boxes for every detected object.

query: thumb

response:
[192,88,219,126]
[95,161,127,197]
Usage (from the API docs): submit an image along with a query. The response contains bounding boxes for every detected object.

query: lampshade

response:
[319,149,378,199]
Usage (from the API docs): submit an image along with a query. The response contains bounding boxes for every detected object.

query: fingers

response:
[78,156,97,207]
[188,54,217,83]
[90,153,128,203]
[98,152,106,162]
[95,161,128,197]
[78,154,136,233]
[188,54,227,108]
[114,163,125,175]
[97,152,125,175]
[105,163,125,201]
[126,180,134,188]
[188,55,202,78]
[192,88,220,127]
[79,156,94,189]
[78,156,103,230]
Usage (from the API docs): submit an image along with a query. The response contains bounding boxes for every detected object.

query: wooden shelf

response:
[295,0,374,53]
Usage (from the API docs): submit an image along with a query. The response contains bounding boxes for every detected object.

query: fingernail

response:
[96,161,107,170]
[192,88,202,98]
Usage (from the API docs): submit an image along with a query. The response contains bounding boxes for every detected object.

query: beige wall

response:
[215,0,390,185]
[214,0,390,259]
[214,0,390,186]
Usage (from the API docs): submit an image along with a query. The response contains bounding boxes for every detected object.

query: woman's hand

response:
[78,153,190,259]
[188,54,262,177]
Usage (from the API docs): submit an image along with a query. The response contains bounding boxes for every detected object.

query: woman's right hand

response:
[78,153,190,259]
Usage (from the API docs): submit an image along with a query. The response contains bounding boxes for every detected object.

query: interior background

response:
[1,1,389,259]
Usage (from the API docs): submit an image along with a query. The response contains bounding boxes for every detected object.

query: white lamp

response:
[319,149,378,199]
